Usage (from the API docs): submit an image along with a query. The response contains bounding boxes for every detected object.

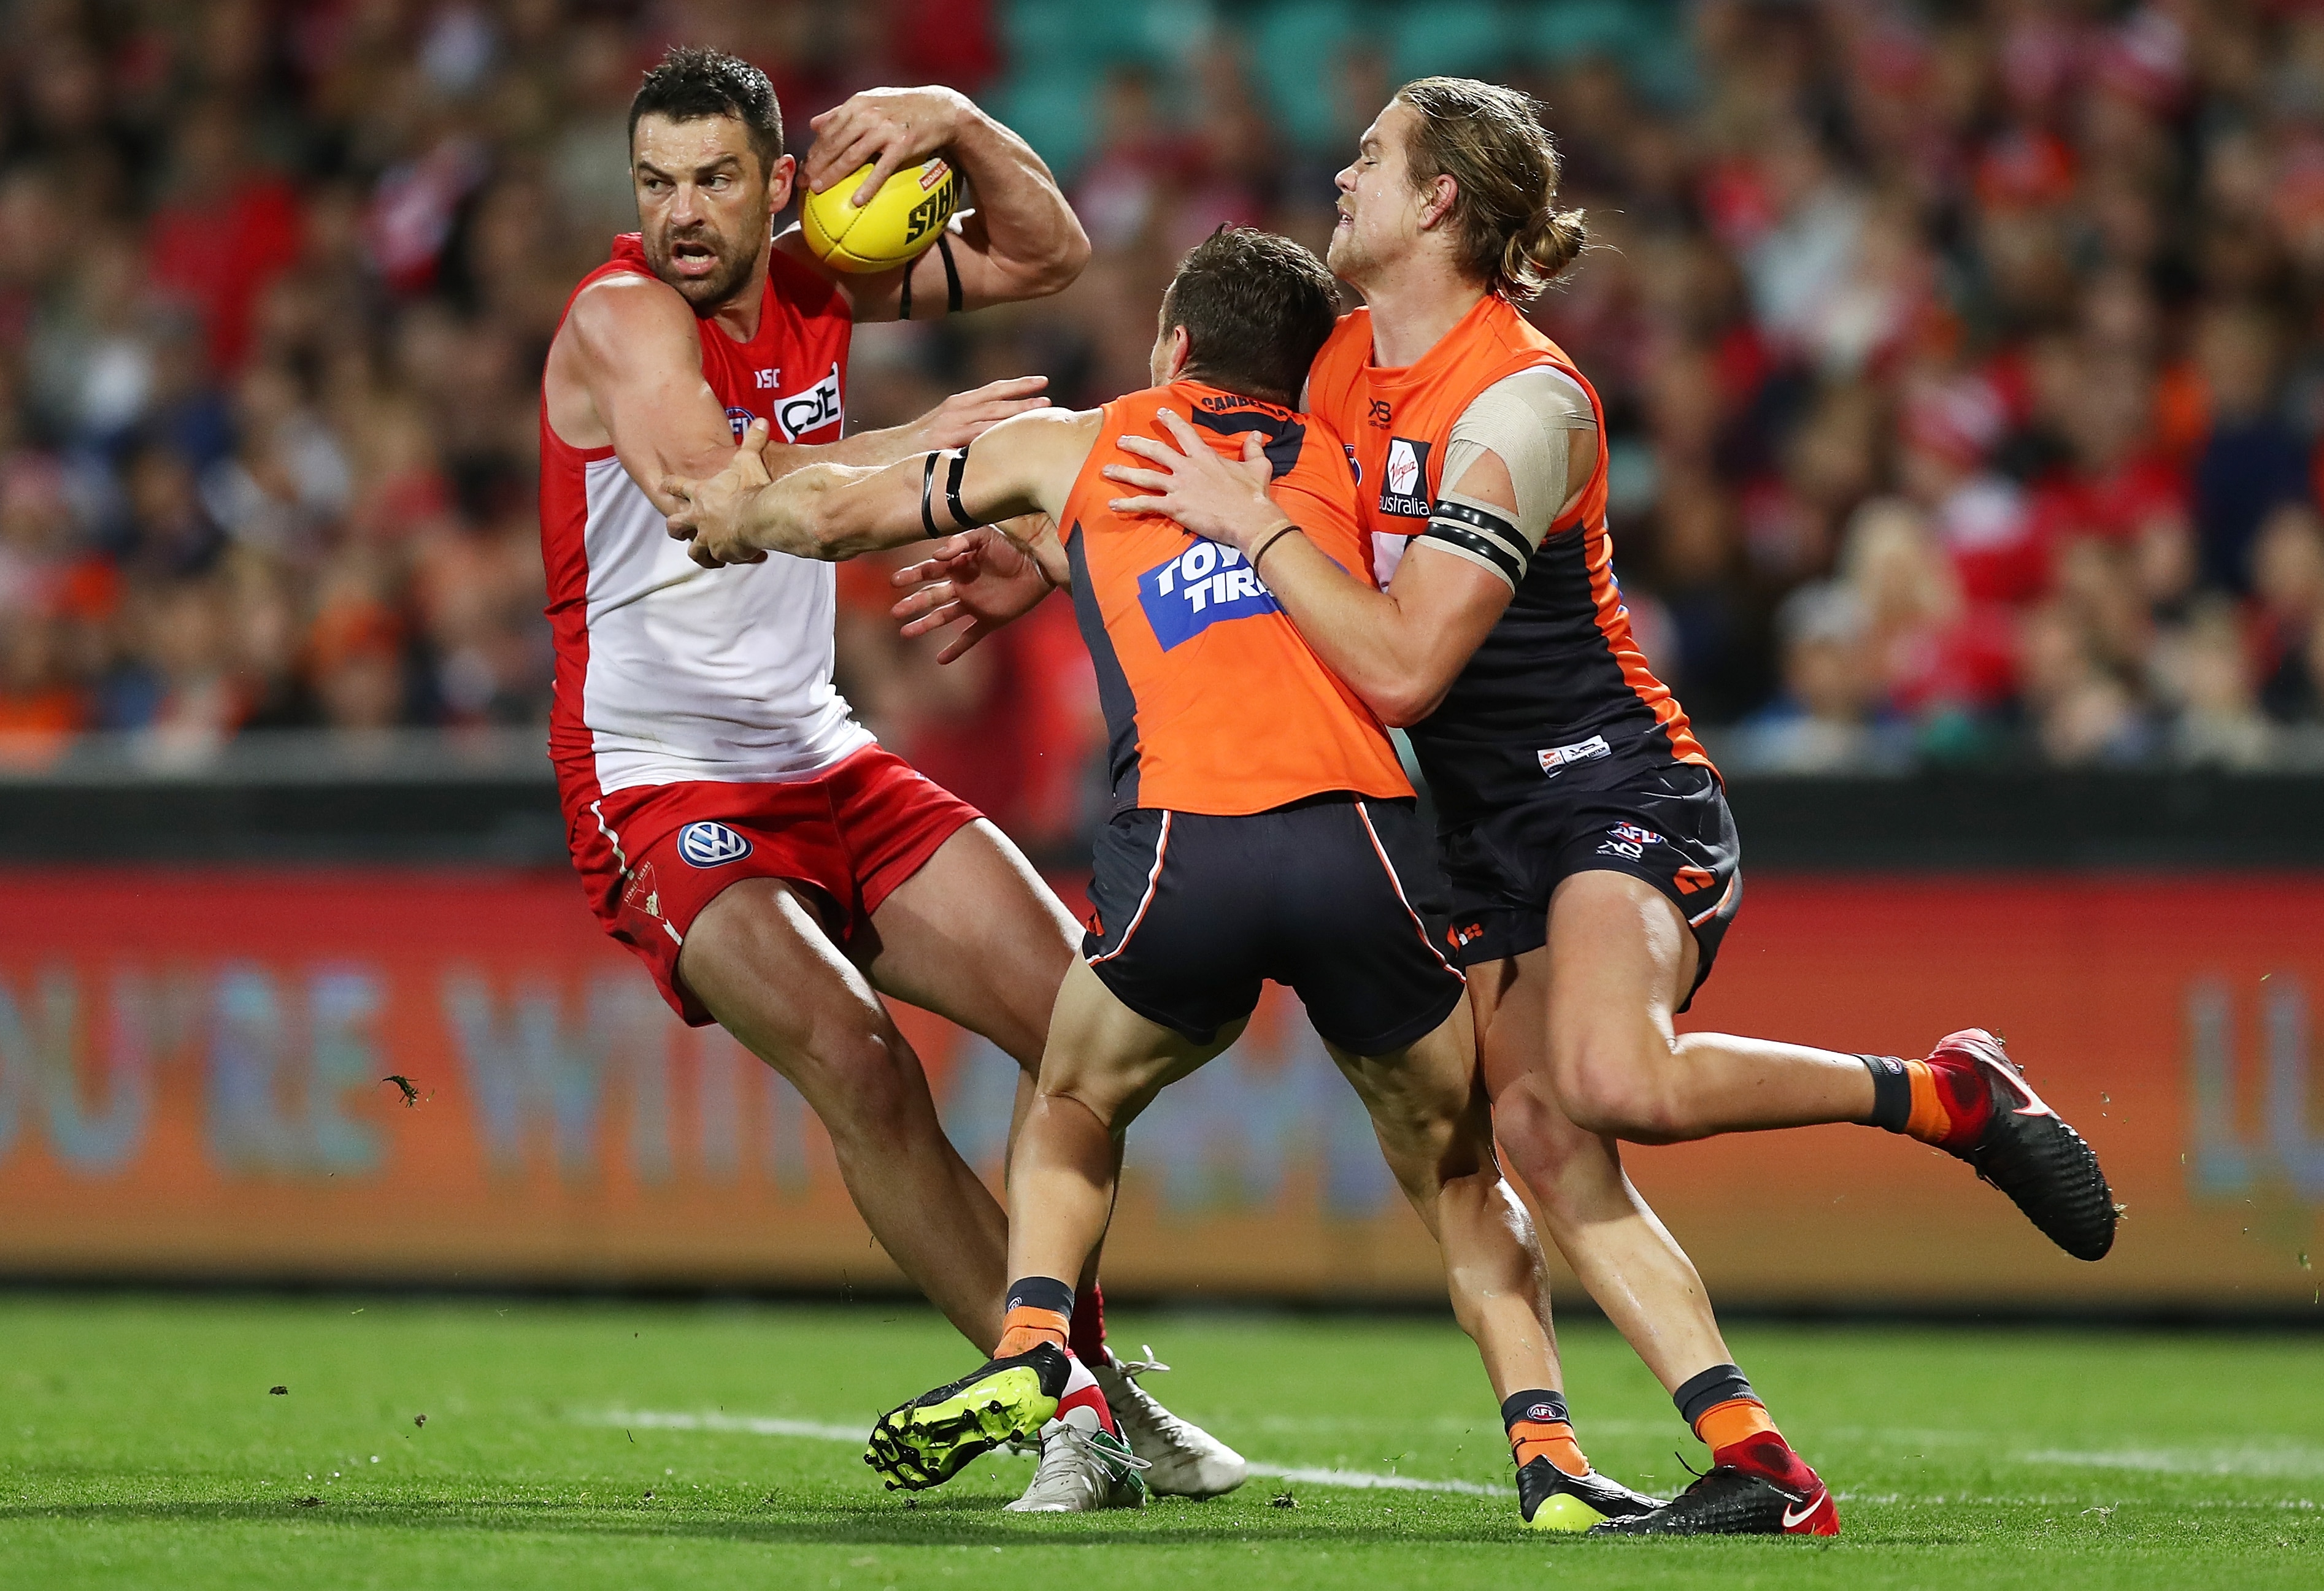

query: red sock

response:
[1055,1352,1118,1435]
[1070,1282,1109,1367]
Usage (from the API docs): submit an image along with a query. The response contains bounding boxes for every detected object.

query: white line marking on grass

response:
[1240,1465,1503,1497]
[587,1409,1509,1496]
[2018,1445,2324,1479]
[604,1409,866,1444]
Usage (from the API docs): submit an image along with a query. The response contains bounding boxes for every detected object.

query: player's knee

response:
[805,1032,937,1152]
[1551,1034,1683,1142]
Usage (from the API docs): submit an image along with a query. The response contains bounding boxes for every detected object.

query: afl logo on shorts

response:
[678,821,753,867]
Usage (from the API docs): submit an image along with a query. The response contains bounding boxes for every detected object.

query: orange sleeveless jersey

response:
[1058,381,1411,816]
[1305,296,1709,776]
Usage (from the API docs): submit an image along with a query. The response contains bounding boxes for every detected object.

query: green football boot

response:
[865,1342,1070,1491]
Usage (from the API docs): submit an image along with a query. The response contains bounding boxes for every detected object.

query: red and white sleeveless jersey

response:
[540,234,874,797]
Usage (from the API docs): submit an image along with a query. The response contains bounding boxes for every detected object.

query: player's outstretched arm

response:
[778,86,1090,321]
[664,405,1097,569]
[550,274,1046,513]
[1104,407,1547,726]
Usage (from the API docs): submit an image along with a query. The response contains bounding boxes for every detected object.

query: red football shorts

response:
[561,743,983,1026]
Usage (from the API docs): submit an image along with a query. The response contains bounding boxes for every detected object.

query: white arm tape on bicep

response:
[1439,366,1596,552]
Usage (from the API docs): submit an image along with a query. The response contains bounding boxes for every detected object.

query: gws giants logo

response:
[677,821,753,867]
[1378,437,1431,518]
[772,362,844,442]
[1138,538,1280,650]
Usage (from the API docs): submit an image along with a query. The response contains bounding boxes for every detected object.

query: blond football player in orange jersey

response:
[668,228,1668,1530]
[912,82,2118,1538]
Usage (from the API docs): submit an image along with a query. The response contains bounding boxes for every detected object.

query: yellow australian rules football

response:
[799,156,959,274]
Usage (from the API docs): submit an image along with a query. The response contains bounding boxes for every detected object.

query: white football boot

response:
[1003,1413,1149,1512]
[1088,1345,1248,1498]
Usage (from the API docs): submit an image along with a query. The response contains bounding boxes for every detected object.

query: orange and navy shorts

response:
[560,743,983,1026]
[1081,793,1466,1054]
[1433,756,1741,1011]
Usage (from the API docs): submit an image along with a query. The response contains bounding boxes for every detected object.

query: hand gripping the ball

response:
[807,86,974,207]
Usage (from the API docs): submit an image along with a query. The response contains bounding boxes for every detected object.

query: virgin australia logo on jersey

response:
[678,822,753,867]
[1139,538,1280,650]
[1378,437,1432,518]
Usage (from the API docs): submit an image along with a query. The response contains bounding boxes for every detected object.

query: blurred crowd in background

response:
[6,1,2324,849]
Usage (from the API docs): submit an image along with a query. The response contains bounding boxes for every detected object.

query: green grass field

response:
[1,1295,2318,1589]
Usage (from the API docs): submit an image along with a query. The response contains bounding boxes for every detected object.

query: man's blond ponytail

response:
[1396,77,1585,302]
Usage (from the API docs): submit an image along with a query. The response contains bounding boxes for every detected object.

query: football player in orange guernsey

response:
[668,228,1666,1530]
[1087,78,2125,1537]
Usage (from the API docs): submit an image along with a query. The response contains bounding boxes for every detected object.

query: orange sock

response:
[1901,1060,1956,1143]
[1693,1396,1777,1453]
[994,1305,1069,1359]
[1501,1390,1589,1478]
[1509,1418,1589,1478]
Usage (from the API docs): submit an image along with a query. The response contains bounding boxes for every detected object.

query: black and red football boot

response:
[1924,1028,2117,1262]
[1590,1435,1837,1538]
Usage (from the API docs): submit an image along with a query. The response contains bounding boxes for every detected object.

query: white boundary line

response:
[587,1409,1508,1497]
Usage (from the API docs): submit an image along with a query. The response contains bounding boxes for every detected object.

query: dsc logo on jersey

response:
[1138,539,1281,650]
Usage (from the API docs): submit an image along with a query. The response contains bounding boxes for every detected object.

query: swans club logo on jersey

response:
[677,821,753,867]
[1379,437,1432,518]
[1139,538,1280,651]
[772,362,844,442]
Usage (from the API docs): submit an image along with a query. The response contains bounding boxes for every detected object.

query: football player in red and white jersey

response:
[538,47,1242,1510]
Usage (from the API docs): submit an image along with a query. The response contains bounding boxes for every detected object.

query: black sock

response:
[1672,1363,1756,1429]
[1499,1389,1570,1431]
[1856,1054,1912,1133]
[1002,1275,1075,1319]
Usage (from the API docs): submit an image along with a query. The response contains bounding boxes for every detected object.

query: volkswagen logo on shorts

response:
[678,821,752,867]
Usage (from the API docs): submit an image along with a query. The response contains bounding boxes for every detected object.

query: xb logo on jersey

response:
[772,362,843,442]
[678,821,753,867]
[1138,538,1280,650]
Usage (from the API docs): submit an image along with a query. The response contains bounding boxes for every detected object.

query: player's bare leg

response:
[1320,1020,1555,1401]
[860,818,1078,1071]
[1528,871,2114,1263]
[1532,872,1871,1141]
[971,966,1664,1524]
[858,831,1241,1501]
[1472,913,1834,1533]
[1323,1014,1656,1529]
[678,879,1010,1349]
[1469,981,1730,1396]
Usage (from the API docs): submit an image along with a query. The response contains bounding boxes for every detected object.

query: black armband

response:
[919,441,979,539]
[1421,498,1530,588]
[920,450,943,537]
[945,438,973,529]
[898,258,914,321]
[938,232,963,314]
